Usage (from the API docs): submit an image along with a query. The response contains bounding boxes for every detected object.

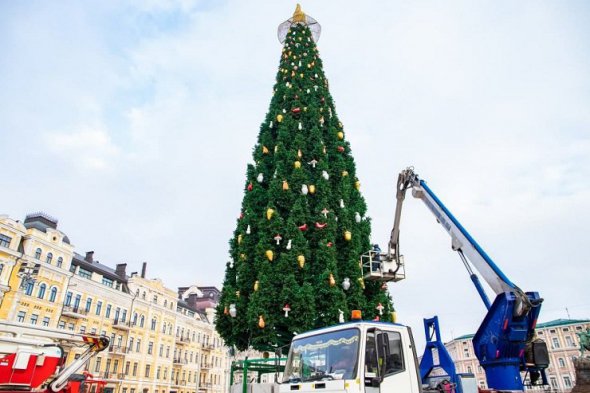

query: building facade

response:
[0,213,230,393]
[445,319,590,392]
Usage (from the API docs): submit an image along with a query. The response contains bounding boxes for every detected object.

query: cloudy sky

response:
[1,1,589,344]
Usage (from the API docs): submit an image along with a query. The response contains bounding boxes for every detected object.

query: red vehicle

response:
[0,321,109,393]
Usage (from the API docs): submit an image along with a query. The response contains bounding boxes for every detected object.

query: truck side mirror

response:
[376,331,389,378]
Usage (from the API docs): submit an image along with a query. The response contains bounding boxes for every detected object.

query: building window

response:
[552,337,561,349]
[153,295,158,304]
[17,311,26,322]
[157,367,161,379]
[132,363,138,377]
[42,317,50,326]
[563,327,569,332]
[80,325,86,333]
[46,253,53,264]
[159,344,163,356]
[563,376,572,388]
[37,283,46,299]
[91,328,97,334]
[550,377,558,389]
[69,264,76,273]
[105,305,111,318]
[30,314,39,325]
[140,315,145,327]
[128,337,134,352]
[125,362,130,375]
[57,257,63,268]
[166,346,170,358]
[148,342,153,355]
[145,364,151,377]
[467,366,473,373]
[49,287,57,302]
[74,294,81,308]
[85,298,92,312]
[96,301,102,316]
[78,268,92,279]
[558,358,566,368]
[58,321,65,329]
[121,310,127,322]
[24,281,34,296]
[136,339,141,352]
[95,357,101,372]
[566,336,574,347]
[65,291,72,306]
[68,323,74,331]
[0,234,12,248]
[133,313,138,325]
[35,248,42,259]
[102,277,113,288]
[113,360,119,373]
[151,318,157,331]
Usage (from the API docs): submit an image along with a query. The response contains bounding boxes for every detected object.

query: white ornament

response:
[340,199,345,208]
[269,121,273,128]
[298,61,302,67]
[246,225,251,234]
[322,170,329,180]
[298,122,302,130]
[338,310,345,323]
[342,278,351,291]
[315,73,318,78]
[301,184,309,195]
[274,234,283,245]
[286,239,292,250]
[257,173,264,183]
[308,159,318,168]
[229,304,237,318]
[314,85,319,91]
[355,212,361,223]
[306,89,310,93]
[283,108,287,113]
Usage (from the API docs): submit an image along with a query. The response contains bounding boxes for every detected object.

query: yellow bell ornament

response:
[294,160,302,169]
[282,180,289,191]
[329,273,336,287]
[266,208,275,220]
[337,131,344,140]
[254,280,259,291]
[297,255,305,268]
[277,114,283,123]
[258,315,266,329]
[309,185,316,194]
[344,230,352,241]
[265,250,274,261]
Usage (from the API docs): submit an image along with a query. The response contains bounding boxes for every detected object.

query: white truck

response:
[279,312,424,393]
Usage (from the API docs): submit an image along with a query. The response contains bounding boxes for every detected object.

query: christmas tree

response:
[216,5,394,352]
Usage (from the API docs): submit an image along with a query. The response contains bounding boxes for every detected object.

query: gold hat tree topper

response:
[278,4,321,44]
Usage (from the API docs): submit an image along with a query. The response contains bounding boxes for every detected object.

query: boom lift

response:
[0,321,109,393]
[365,167,548,391]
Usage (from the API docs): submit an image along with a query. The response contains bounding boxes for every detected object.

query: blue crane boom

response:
[382,167,546,391]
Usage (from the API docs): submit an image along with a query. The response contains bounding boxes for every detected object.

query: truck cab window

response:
[377,331,404,376]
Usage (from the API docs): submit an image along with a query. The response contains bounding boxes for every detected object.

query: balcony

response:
[108,345,128,355]
[176,335,191,345]
[200,363,213,369]
[112,319,131,330]
[173,357,188,365]
[201,344,216,351]
[62,305,88,318]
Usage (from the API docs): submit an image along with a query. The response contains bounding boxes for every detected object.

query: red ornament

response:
[337,146,345,153]
[321,97,325,104]
[291,107,301,114]
[315,222,327,229]
[298,223,308,231]
[239,212,244,219]
[247,183,253,191]
[373,316,380,321]
[327,241,333,247]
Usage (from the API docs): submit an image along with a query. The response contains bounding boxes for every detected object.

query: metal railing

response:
[62,305,89,316]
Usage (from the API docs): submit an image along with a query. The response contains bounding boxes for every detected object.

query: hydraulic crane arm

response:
[388,167,534,312]
[383,167,545,391]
